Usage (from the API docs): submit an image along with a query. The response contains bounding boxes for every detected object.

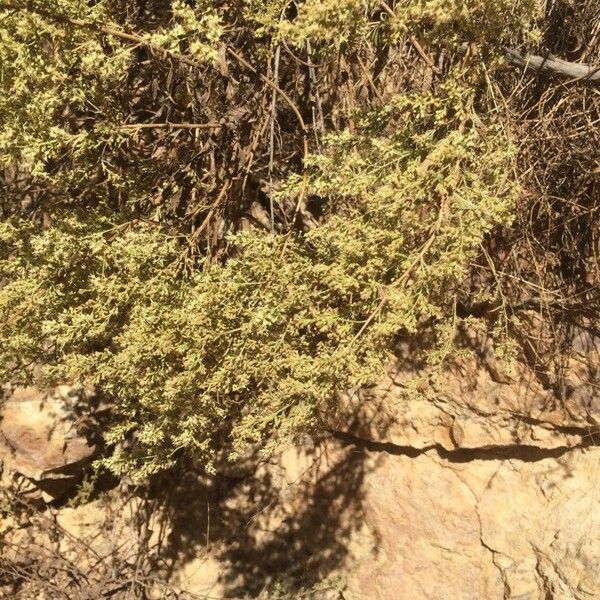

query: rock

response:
[0,385,97,500]
[2,435,598,598]
[188,432,597,599]
[343,445,600,600]
[329,349,599,453]
[1,340,598,598]
[311,339,600,599]
[207,335,600,599]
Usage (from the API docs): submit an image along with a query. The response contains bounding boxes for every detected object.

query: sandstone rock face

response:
[1,344,599,598]
[224,341,600,599]
[333,354,598,454]
[198,436,599,599]
[316,343,600,599]
[343,447,600,600]
[0,385,97,500]
[3,441,597,599]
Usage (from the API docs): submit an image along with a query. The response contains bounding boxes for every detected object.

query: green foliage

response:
[276,0,539,48]
[0,0,222,202]
[0,0,532,479]
[147,0,222,63]
[280,0,368,46]
[243,0,289,36]
[388,0,541,44]
[0,79,517,478]
[284,80,517,349]
[0,1,130,178]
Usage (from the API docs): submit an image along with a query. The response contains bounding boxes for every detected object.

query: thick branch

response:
[503,47,600,82]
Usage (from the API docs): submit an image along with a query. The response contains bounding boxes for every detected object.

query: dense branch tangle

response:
[1,0,311,256]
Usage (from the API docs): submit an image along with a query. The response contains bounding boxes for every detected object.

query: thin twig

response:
[268,45,282,232]
[226,47,309,147]
[377,0,395,18]
[409,35,442,75]
[2,1,199,65]
[307,38,326,149]
[190,179,230,242]
[377,1,441,75]
[121,122,220,130]
[280,35,335,69]
[356,54,384,103]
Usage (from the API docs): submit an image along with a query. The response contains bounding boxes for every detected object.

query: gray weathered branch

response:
[503,47,600,82]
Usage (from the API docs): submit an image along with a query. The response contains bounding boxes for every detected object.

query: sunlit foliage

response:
[0,0,540,477]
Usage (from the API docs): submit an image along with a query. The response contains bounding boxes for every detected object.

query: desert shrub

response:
[0,3,128,201]
[0,80,517,477]
[0,0,222,221]
[0,0,543,477]
[387,0,540,44]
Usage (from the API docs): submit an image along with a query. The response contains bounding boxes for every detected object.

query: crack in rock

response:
[533,547,557,599]
[481,537,512,599]
[331,430,598,463]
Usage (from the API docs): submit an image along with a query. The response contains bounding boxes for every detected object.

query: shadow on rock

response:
[148,434,378,597]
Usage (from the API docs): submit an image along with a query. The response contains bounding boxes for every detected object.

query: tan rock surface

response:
[0,385,97,499]
[343,447,600,599]
[332,349,599,453]
[1,345,599,598]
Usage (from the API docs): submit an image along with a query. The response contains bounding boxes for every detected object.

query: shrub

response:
[0,80,517,477]
[0,0,538,477]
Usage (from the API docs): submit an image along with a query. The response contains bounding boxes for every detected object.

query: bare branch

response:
[503,47,600,82]
[121,122,220,130]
